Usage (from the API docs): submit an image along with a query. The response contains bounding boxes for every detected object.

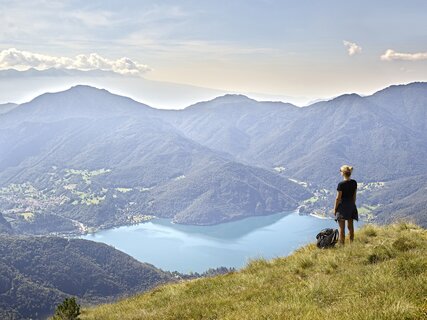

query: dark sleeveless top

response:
[336,179,358,221]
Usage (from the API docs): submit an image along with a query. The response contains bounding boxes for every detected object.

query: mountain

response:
[0,68,230,109]
[364,174,427,226]
[161,94,301,163]
[0,86,310,234]
[160,82,427,226]
[163,84,427,185]
[0,85,154,125]
[367,82,427,136]
[81,223,427,320]
[0,103,17,115]
[0,213,12,234]
[0,235,173,320]
[147,161,307,225]
[1,82,426,232]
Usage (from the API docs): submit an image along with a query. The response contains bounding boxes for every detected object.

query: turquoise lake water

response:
[81,211,363,273]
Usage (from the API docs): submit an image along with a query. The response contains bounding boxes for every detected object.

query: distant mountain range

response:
[0,103,17,115]
[161,83,427,226]
[0,235,173,319]
[0,67,311,108]
[0,86,310,234]
[165,84,427,185]
[0,82,426,234]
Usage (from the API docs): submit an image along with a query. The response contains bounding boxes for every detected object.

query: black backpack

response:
[316,228,339,248]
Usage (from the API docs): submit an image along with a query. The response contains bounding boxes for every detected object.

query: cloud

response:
[0,48,151,76]
[380,49,427,61]
[343,41,362,56]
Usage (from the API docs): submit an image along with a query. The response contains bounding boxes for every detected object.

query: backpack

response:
[316,228,339,248]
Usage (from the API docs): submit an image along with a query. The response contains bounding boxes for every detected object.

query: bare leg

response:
[348,219,354,242]
[338,219,346,245]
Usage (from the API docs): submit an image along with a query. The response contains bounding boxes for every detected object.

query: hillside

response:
[364,174,427,227]
[0,103,17,115]
[164,83,427,185]
[0,213,12,234]
[0,85,309,234]
[0,236,173,319]
[82,223,427,320]
[1,82,427,233]
[161,82,427,226]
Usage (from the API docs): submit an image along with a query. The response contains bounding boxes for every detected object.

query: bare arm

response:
[334,191,342,215]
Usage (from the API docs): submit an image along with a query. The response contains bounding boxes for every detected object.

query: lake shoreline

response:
[79,210,350,273]
[58,210,300,238]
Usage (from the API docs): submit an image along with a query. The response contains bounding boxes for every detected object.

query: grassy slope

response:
[82,223,427,320]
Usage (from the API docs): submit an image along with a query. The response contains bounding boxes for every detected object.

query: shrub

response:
[362,225,377,237]
[52,297,80,320]
[396,256,426,278]
[298,257,314,270]
[392,237,417,252]
[366,244,396,264]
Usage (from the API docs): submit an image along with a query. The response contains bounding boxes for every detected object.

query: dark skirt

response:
[336,200,358,221]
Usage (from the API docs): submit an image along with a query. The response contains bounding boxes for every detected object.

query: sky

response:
[1,0,427,107]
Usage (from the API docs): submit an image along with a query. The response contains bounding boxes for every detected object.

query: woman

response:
[334,165,358,245]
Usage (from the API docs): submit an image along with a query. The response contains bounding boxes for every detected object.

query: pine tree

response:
[52,297,80,320]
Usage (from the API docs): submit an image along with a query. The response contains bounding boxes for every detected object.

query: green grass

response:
[65,168,111,185]
[72,191,106,205]
[20,212,34,222]
[357,205,379,221]
[303,196,319,204]
[358,204,380,215]
[81,223,427,320]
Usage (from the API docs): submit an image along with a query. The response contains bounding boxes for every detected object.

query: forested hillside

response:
[0,236,173,319]
[0,82,426,234]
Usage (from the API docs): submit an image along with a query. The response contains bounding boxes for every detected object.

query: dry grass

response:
[82,223,427,320]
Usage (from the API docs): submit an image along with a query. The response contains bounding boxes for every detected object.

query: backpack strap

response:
[332,229,339,244]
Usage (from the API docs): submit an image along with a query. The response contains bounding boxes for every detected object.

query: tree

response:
[52,297,80,320]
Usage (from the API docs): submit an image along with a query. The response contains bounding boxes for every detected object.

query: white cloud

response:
[0,48,150,76]
[380,49,427,61]
[343,40,362,56]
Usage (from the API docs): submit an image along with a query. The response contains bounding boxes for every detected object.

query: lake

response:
[81,211,363,273]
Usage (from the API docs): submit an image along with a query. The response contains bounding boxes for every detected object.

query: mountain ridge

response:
[1,85,154,125]
[0,90,309,233]
[5,81,426,111]
[0,81,426,233]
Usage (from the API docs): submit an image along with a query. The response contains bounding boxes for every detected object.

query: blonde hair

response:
[340,165,353,177]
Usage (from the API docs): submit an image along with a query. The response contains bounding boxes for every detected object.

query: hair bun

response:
[340,165,354,176]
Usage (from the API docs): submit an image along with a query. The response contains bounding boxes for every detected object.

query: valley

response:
[0,166,381,236]
[2,3,426,319]
[1,82,426,236]
[0,81,425,320]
